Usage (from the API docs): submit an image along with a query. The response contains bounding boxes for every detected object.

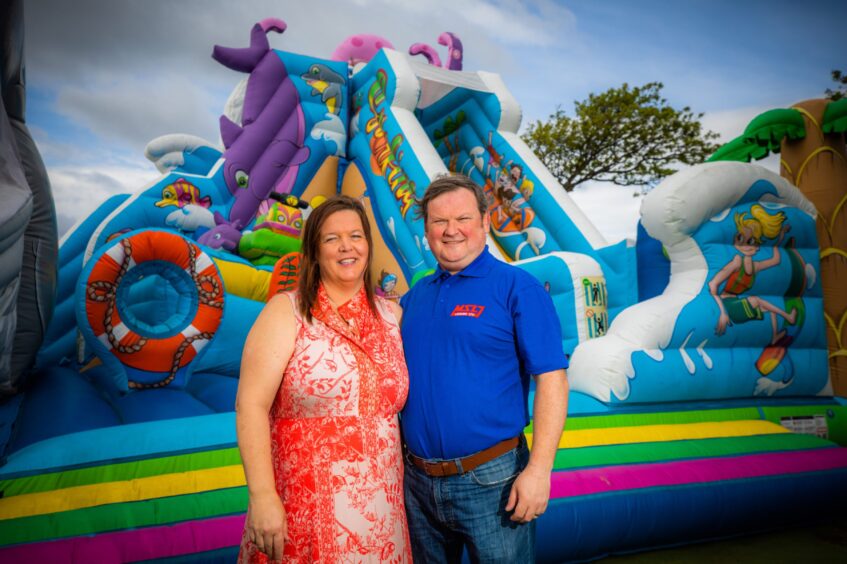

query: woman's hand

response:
[246,492,288,562]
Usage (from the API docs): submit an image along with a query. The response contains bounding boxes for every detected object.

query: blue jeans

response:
[403,438,535,563]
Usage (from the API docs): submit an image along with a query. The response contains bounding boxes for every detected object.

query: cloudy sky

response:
[23,0,845,242]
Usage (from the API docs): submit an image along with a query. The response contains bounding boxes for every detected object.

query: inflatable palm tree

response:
[709,98,847,393]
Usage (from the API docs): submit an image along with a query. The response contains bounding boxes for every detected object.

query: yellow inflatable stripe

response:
[526,420,789,450]
[0,464,246,520]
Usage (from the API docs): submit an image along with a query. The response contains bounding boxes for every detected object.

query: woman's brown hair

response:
[297,194,376,322]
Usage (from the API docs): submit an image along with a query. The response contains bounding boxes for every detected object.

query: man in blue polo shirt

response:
[400,175,569,563]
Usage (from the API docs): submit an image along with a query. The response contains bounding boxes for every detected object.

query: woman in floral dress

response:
[236,195,411,563]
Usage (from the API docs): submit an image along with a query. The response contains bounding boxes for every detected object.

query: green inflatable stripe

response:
[526,407,760,433]
[552,433,832,471]
[0,448,242,498]
[0,486,248,546]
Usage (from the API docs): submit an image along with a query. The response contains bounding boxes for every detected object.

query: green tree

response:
[826,69,846,101]
[522,82,720,192]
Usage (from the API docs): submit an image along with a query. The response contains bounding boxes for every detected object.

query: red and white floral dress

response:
[238,285,411,563]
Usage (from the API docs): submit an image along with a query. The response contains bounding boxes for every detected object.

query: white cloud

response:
[50,165,159,237]
[55,75,222,156]
[702,106,770,143]
[569,181,642,243]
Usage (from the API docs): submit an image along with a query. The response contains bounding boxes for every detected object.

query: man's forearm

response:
[527,369,568,472]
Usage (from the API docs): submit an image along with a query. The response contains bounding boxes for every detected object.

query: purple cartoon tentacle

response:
[259,17,286,34]
[408,43,442,67]
[438,32,463,71]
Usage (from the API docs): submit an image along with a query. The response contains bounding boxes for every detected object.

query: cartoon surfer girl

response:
[708,204,797,344]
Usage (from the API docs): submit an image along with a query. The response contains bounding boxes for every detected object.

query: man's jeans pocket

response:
[469,443,527,487]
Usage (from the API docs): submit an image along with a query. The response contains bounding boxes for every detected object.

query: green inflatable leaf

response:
[709,108,809,162]
[742,108,806,152]
[822,98,847,134]
[707,136,770,162]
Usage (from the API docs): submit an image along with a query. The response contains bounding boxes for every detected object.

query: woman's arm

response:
[235,294,297,561]
[386,299,403,325]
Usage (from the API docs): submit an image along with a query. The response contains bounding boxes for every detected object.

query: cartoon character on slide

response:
[479,133,533,230]
[495,164,532,216]
[375,269,400,301]
[708,204,797,346]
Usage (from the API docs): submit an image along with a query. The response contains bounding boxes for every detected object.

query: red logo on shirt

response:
[451,304,485,318]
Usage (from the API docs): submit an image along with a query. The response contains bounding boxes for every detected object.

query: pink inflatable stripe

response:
[0,513,245,563]
[551,447,847,500]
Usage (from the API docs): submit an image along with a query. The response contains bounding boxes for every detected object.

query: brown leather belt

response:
[406,436,521,477]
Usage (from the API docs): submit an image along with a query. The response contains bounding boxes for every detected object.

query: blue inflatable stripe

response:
[0,412,236,479]
[535,466,847,563]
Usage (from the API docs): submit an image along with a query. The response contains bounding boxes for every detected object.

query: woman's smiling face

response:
[317,209,369,287]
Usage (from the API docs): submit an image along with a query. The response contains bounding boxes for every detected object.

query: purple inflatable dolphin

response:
[199,18,310,251]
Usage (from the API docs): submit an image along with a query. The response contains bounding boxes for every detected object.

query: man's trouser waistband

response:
[406,436,521,477]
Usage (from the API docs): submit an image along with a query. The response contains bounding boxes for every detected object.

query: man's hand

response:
[246,492,288,561]
[505,464,550,523]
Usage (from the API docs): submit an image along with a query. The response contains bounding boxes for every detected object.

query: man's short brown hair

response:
[415,174,488,224]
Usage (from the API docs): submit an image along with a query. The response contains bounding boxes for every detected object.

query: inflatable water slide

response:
[2,18,847,563]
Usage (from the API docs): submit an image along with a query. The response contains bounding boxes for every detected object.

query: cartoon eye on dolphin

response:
[301,64,345,115]
[235,170,249,189]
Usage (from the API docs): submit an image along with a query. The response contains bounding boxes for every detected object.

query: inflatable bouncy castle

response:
[2,15,847,563]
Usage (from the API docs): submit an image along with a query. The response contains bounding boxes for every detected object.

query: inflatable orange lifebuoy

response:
[84,231,224,388]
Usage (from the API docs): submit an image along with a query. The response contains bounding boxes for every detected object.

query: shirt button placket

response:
[439,279,451,315]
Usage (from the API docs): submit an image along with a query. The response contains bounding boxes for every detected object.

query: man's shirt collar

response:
[430,246,494,283]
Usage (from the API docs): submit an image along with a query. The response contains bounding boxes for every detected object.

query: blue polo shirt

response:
[400,247,568,460]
